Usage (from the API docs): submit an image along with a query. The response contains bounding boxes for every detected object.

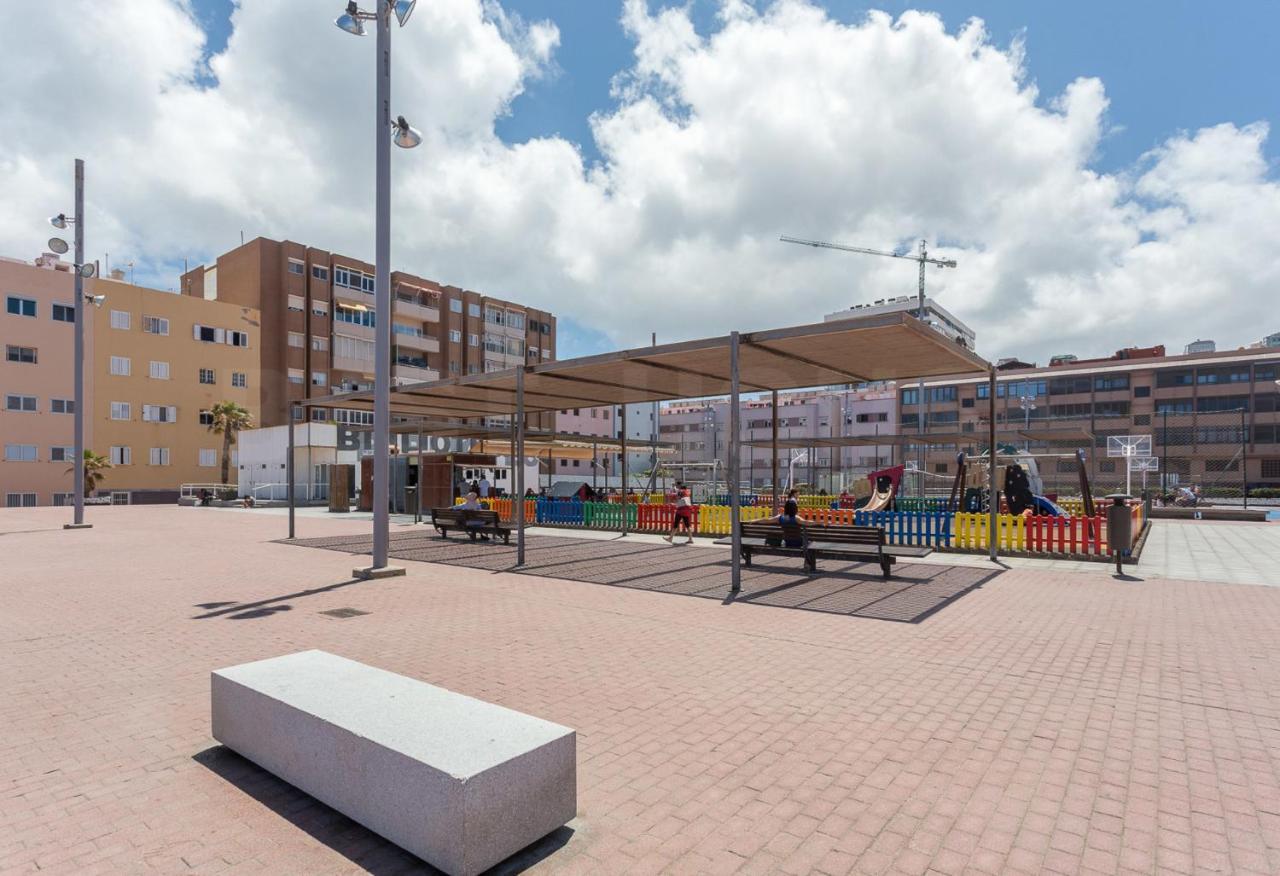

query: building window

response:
[52,303,75,323]
[6,345,37,364]
[141,404,177,423]
[4,394,36,412]
[469,333,479,346]
[109,446,132,465]
[468,303,480,317]
[109,355,131,376]
[198,449,217,467]
[51,398,74,414]
[110,401,131,420]
[335,304,375,328]
[288,260,305,275]
[199,368,216,385]
[4,444,38,462]
[199,410,214,425]
[1262,459,1280,478]
[1155,370,1194,388]
[335,409,374,426]
[50,446,74,462]
[232,372,247,388]
[287,294,305,312]
[6,295,37,317]
[288,332,305,348]
[312,301,329,317]
[311,408,328,422]
[6,493,38,508]
[288,369,304,384]
[143,315,169,335]
[227,330,248,347]
[449,329,462,343]
[312,371,327,387]
[1095,375,1130,392]
[149,447,171,466]
[312,265,329,281]
[110,309,131,330]
[1133,385,1151,398]
[52,492,73,507]
[312,336,329,352]
[449,298,462,313]
[149,360,170,380]
[901,389,919,406]
[449,360,459,373]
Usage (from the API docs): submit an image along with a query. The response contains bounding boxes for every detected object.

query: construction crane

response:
[779,234,958,498]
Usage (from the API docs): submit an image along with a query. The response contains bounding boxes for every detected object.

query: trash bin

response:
[1105,494,1133,574]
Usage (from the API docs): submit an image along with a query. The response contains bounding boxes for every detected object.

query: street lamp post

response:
[49,160,99,530]
[335,0,420,578]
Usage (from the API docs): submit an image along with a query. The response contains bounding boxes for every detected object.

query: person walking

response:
[478,474,491,498]
[663,481,696,545]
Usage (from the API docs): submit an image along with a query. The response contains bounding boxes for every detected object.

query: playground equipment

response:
[858,464,903,512]
[1004,463,1067,517]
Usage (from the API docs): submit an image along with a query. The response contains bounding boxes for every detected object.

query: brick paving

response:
[3,507,1280,874]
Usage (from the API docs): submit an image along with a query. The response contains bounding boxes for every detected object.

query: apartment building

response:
[552,407,613,480]
[1,254,260,507]
[92,275,260,502]
[825,295,976,350]
[902,344,1280,493]
[180,238,556,427]
[1,255,96,508]
[659,387,898,490]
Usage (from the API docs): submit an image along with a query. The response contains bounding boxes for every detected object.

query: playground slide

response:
[861,484,896,512]
[1030,495,1067,517]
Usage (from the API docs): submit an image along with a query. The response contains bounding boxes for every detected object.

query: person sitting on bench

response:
[766,500,807,547]
[459,492,490,541]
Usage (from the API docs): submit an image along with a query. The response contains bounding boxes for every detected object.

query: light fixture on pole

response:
[335,0,419,578]
[48,163,93,529]
[1018,393,1036,450]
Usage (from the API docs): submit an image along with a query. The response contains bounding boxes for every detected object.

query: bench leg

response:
[880,557,892,579]
[807,552,817,573]
[742,548,752,568]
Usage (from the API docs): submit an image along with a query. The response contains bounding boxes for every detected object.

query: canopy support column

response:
[414,421,423,524]
[620,405,628,536]
[515,368,526,566]
[730,332,742,592]
[771,390,779,513]
[988,367,998,562]
[287,404,296,539]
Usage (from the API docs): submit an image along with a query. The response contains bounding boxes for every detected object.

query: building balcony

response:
[391,330,439,354]
[334,284,371,307]
[334,322,375,342]
[394,296,440,323]
[333,355,374,376]
[394,362,439,384]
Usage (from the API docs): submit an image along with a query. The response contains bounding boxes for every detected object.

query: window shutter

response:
[167,406,177,422]
[193,324,202,340]
[214,328,226,343]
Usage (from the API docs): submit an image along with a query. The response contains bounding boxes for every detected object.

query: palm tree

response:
[207,401,254,487]
[65,449,112,497]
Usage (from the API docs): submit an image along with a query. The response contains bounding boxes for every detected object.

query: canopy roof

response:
[304,311,991,419]
[741,427,1094,449]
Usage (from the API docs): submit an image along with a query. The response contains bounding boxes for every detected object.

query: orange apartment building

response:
[180,237,557,428]
[2,254,261,506]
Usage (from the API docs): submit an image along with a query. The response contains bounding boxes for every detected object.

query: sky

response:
[3,0,1277,364]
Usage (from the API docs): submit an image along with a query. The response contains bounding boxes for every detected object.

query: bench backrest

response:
[433,507,502,526]
[807,524,885,547]
[432,507,466,523]
[741,520,808,545]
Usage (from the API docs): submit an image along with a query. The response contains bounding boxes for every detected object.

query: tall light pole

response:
[1018,393,1036,451]
[335,0,421,577]
[49,160,99,530]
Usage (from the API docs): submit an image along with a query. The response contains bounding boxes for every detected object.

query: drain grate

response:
[319,607,370,619]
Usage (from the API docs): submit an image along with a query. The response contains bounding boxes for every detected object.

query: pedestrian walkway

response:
[1136,519,1280,585]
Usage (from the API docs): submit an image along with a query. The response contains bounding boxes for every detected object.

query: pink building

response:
[551,406,613,484]
[1,255,97,507]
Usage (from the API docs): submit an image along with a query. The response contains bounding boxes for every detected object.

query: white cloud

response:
[1,0,1275,363]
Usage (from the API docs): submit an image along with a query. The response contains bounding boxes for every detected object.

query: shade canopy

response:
[303,311,991,419]
[741,427,1094,449]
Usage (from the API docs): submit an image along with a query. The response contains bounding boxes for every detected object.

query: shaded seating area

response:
[430,507,511,543]
[715,520,932,578]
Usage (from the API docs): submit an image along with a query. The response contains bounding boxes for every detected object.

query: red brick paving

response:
[3,507,1280,874]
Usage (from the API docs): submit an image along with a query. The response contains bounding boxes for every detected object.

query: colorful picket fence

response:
[459,496,1142,558]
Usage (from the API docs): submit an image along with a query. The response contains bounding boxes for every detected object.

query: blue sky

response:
[181,1,1279,358]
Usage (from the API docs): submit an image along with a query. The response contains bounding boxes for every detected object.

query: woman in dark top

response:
[770,499,806,548]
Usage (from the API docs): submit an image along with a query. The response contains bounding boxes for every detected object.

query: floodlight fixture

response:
[393,115,422,148]
[50,213,72,229]
[77,263,96,279]
[86,294,106,307]
[335,1,366,35]
[48,237,69,254]
[392,0,417,26]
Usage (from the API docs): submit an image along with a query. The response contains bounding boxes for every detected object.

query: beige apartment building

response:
[180,238,557,428]
[1,255,96,508]
[1,253,260,507]
[91,275,260,502]
[901,344,1280,494]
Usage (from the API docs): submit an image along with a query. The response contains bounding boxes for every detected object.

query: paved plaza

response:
[3,507,1280,874]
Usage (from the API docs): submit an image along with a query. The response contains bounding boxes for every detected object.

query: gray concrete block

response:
[211,650,576,876]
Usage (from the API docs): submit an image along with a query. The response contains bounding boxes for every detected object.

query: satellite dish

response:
[78,263,96,279]
[48,237,69,255]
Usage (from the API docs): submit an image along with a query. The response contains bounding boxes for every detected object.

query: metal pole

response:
[620,405,628,535]
[651,332,658,493]
[70,159,88,528]
[916,239,926,499]
[1241,407,1248,509]
[1162,409,1168,494]
[592,439,598,494]
[287,405,296,539]
[729,332,742,592]
[415,421,423,523]
[987,368,998,561]
[370,4,392,570]
[515,367,525,565]
[771,390,779,512]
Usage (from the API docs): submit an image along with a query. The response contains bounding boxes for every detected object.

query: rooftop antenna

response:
[780,234,958,499]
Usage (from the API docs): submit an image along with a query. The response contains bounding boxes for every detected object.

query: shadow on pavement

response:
[191,579,363,620]
[193,746,577,875]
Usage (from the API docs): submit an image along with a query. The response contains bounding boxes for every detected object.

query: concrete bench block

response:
[211,650,576,876]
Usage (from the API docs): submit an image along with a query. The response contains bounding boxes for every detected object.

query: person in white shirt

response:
[478,476,491,498]
[459,491,490,541]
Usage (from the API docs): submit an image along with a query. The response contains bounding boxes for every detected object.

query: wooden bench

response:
[715,521,933,578]
[212,650,576,876]
[431,507,511,543]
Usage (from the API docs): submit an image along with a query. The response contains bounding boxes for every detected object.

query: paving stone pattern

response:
[3,506,1280,875]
